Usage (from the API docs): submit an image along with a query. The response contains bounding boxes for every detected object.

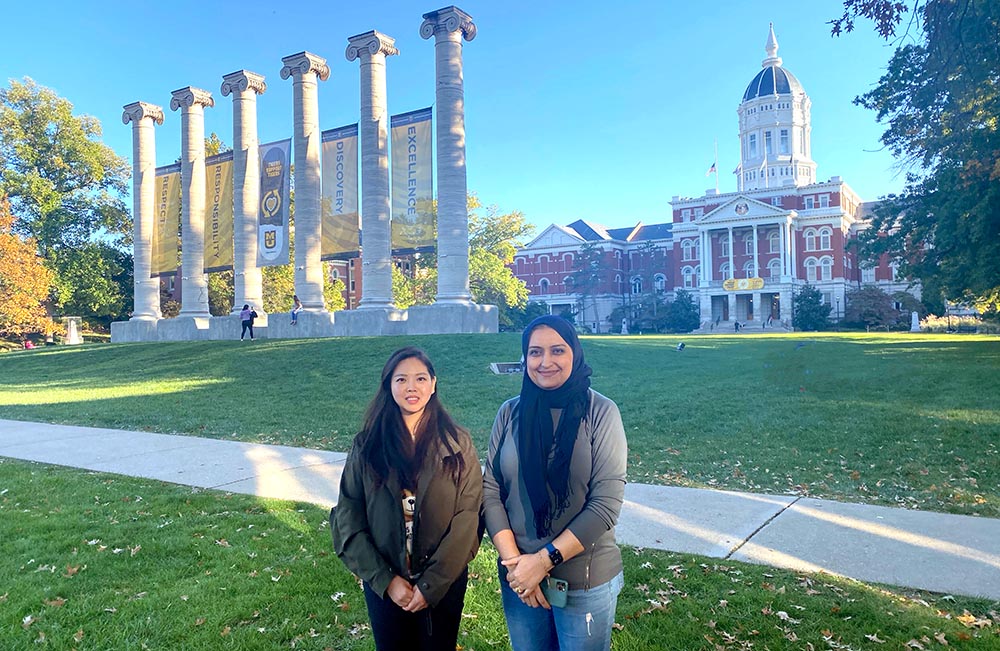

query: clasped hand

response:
[502,552,552,609]
[387,576,429,612]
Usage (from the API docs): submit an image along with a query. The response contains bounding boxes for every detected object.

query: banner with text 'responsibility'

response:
[390,107,434,254]
[320,124,360,260]
[257,139,291,267]
[203,150,234,273]
[151,163,181,278]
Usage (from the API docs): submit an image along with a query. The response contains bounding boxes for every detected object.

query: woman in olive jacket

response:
[332,347,483,650]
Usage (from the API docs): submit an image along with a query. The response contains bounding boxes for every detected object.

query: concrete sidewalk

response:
[1,419,998,600]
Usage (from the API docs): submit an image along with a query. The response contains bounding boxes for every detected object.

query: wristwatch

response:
[544,542,563,567]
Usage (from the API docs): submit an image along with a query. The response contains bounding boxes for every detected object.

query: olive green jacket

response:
[332,430,483,607]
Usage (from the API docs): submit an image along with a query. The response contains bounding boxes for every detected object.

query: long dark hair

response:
[358,347,466,489]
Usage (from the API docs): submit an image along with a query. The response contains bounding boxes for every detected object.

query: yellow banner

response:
[390,107,434,253]
[204,151,234,273]
[723,277,765,291]
[151,164,181,277]
[321,124,360,260]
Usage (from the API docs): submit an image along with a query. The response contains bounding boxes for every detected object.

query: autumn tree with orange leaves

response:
[0,194,57,337]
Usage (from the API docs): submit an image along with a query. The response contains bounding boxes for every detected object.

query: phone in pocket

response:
[542,577,569,608]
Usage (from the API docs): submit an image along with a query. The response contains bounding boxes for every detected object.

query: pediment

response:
[522,224,585,249]
[698,196,791,224]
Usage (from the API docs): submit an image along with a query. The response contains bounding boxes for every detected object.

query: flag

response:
[320,124,360,260]
[733,163,743,175]
[705,162,717,176]
[203,150,234,273]
[257,138,292,267]
[151,164,181,277]
[390,107,434,253]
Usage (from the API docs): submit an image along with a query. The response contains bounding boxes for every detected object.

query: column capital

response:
[280,51,330,81]
[169,87,215,111]
[345,30,399,61]
[221,70,267,97]
[122,101,164,126]
[420,6,476,41]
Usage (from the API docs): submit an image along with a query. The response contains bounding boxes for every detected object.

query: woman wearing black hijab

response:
[483,315,627,651]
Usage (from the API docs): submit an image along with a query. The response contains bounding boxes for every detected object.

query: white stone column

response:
[122,101,164,321]
[752,224,760,277]
[280,52,329,310]
[346,32,397,309]
[221,70,267,315]
[170,87,214,317]
[779,222,788,279]
[727,226,735,279]
[421,6,476,304]
[790,223,798,279]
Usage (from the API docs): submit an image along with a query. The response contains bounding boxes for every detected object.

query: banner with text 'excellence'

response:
[204,151,234,273]
[320,124,360,260]
[151,163,181,278]
[390,107,434,254]
[257,139,292,267]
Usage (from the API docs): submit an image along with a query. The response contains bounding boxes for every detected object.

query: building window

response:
[631,276,643,294]
[538,255,549,272]
[804,228,817,252]
[819,227,832,250]
[615,274,623,293]
[768,258,782,279]
[768,231,780,253]
[563,276,573,289]
[861,266,876,283]
[890,262,899,281]
[749,134,757,157]
[743,260,756,278]
[765,130,773,155]
[682,266,695,288]
[822,292,832,305]
[563,253,574,267]
[719,262,732,279]
[682,239,696,261]
[719,234,730,257]
[539,278,550,294]
[799,127,806,153]
[780,129,789,154]
[820,256,833,281]
[771,196,781,207]
[819,194,830,208]
[681,208,691,221]
[805,257,818,282]
[331,268,340,280]
[744,234,754,255]
[804,196,814,210]
[654,274,666,292]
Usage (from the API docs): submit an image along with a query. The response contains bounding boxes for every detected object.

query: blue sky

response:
[1,0,905,231]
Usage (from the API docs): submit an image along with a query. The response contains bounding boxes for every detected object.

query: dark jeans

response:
[363,568,468,651]
[241,321,254,339]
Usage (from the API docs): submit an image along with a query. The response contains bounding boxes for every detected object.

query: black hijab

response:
[510,315,592,537]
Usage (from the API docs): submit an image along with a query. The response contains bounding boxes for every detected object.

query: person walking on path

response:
[484,315,627,651]
[239,304,257,340]
[332,347,483,651]
[290,294,303,325]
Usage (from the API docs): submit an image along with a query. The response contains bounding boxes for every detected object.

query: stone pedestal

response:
[221,70,267,315]
[910,311,920,332]
[346,31,397,310]
[421,7,476,305]
[157,316,211,341]
[170,86,215,318]
[111,320,158,343]
[207,314,268,340]
[280,52,329,311]
[122,101,164,322]
[333,308,408,337]
[407,304,497,334]
[267,310,337,339]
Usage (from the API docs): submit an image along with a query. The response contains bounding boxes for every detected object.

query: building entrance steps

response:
[1,419,997,600]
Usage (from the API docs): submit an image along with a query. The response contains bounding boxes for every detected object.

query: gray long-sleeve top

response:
[483,389,628,590]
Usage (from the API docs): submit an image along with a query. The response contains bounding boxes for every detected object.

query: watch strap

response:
[545,542,563,567]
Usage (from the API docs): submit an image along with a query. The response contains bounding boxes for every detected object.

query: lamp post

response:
[836,297,841,323]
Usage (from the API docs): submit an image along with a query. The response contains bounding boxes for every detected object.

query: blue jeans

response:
[500,564,623,651]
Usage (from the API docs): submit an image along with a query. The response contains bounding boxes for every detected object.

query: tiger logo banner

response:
[257,139,291,267]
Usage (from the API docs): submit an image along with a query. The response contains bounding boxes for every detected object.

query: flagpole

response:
[713,139,719,194]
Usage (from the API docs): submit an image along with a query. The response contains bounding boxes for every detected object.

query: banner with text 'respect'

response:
[390,107,434,254]
[151,163,181,278]
[257,139,291,267]
[320,124,360,260]
[203,150,234,273]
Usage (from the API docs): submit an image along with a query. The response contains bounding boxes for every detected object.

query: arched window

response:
[719,234,731,257]
[767,258,782,279]
[819,227,832,250]
[682,239,696,261]
[768,231,780,253]
[861,266,876,283]
[615,274,623,294]
[804,228,817,252]
[744,234,755,255]
[682,266,695,288]
[331,268,340,280]
[631,276,643,295]
[743,260,756,278]
[538,255,549,272]
[563,276,573,289]
[654,274,666,292]
[719,262,732,279]
[538,278,550,294]
[563,253,574,268]
[804,257,818,282]
[820,256,833,281]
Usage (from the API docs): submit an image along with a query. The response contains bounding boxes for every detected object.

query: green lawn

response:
[1,332,998,517]
[1,459,996,650]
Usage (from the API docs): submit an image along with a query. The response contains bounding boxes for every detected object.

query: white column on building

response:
[280,52,329,311]
[170,87,214,318]
[221,70,267,315]
[779,222,788,278]
[421,6,477,304]
[727,226,734,279]
[752,223,760,277]
[122,101,164,321]
[346,31,397,309]
[789,221,798,279]
[702,230,712,282]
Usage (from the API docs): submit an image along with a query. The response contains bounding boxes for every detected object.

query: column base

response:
[208,314,269,340]
[357,298,396,310]
[268,310,336,339]
[406,303,498,334]
[433,294,473,306]
[111,319,158,343]
[334,308,408,336]
[157,316,212,341]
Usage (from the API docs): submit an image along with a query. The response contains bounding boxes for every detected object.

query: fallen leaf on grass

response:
[865,633,886,643]
[905,639,925,649]
[195,617,206,626]
[22,615,35,629]
[956,612,992,628]
[74,629,84,642]
[43,597,66,607]
[934,632,948,645]
[0,592,7,603]
[63,564,81,577]
[220,626,231,637]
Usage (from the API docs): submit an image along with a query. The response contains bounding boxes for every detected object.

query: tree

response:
[664,289,701,333]
[504,300,550,331]
[793,284,832,331]
[845,285,897,329]
[49,243,132,327]
[0,194,57,337]
[836,2,1000,313]
[569,241,603,327]
[1,78,132,323]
